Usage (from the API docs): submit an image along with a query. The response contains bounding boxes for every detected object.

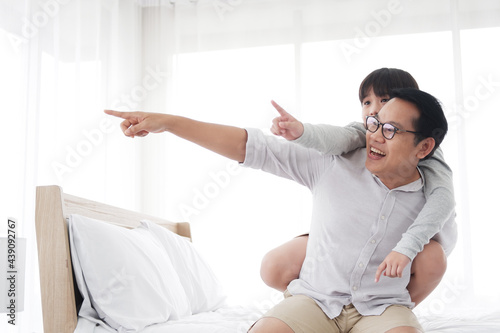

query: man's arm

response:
[270,101,366,155]
[104,110,248,162]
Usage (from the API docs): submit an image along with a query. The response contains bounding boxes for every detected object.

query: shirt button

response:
[353,286,358,291]
[380,215,386,220]
[371,239,376,244]
[358,263,364,268]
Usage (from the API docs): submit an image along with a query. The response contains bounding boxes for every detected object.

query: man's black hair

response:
[390,88,448,160]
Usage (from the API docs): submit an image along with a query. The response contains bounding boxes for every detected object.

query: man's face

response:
[365,98,423,189]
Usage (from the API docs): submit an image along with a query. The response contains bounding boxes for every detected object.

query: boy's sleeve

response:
[293,122,366,155]
[393,147,457,259]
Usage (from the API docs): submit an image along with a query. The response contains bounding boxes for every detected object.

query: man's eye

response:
[384,126,396,133]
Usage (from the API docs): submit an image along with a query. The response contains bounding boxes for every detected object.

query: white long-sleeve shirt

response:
[294,122,456,259]
[242,128,457,318]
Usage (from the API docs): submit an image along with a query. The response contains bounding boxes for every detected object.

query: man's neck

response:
[377,168,421,190]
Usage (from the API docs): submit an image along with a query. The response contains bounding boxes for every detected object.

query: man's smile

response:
[368,146,386,159]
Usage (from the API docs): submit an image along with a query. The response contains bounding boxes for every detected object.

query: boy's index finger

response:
[271,100,288,117]
[374,262,386,283]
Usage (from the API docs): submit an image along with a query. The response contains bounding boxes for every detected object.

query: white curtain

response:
[1,1,146,331]
[0,0,499,331]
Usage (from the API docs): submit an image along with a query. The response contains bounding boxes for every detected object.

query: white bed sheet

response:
[419,311,500,332]
[75,306,500,333]
[75,305,263,333]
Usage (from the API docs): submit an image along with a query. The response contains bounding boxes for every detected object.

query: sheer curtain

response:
[1,0,146,331]
[0,0,499,331]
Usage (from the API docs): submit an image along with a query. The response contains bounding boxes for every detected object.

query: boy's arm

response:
[294,122,366,155]
[374,150,456,282]
[270,100,366,155]
[392,147,456,260]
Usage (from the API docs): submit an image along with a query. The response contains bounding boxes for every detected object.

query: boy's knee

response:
[413,240,447,279]
[260,250,286,290]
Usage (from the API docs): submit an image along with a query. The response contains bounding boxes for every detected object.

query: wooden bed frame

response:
[35,185,191,333]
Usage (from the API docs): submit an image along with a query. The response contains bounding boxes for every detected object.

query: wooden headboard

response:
[35,185,191,333]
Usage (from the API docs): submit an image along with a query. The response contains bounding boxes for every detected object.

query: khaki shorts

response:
[256,291,423,333]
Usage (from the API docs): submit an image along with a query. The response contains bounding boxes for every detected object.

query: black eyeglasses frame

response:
[365,116,422,140]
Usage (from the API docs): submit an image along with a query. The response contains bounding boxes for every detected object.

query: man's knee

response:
[249,317,294,333]
[386,326,422,333]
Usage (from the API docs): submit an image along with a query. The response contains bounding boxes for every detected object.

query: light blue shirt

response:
[242,128,457,318]
[295,122,457,260]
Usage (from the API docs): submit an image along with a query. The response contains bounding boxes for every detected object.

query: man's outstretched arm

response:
[104,110,248,163]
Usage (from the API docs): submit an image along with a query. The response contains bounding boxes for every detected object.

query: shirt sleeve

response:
[242,128,331,190]
[293,122,366,155]
[392,147,457,259]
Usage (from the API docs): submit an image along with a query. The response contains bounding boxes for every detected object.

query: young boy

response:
[262,68,457,306]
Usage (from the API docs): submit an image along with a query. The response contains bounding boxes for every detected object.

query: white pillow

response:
[68,214,191,332]
[141,220,227,314]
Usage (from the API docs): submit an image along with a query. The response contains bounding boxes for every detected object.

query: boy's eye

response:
[363,101,371,106]
[381,98,389,103]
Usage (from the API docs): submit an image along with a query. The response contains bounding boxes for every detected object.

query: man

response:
[105,88,457,333]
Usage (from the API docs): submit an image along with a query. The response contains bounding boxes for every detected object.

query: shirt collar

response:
[371,167,424,193]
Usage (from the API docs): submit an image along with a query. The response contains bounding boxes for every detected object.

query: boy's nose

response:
[369,102,383,116]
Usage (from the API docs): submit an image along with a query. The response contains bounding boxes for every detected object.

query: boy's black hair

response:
[359,68,419,102]
[390,88,448,160]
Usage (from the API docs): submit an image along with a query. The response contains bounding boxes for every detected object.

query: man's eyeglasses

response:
[365,116,421,140]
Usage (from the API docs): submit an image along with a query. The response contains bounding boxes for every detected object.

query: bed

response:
[35,185,500,333]
[35,185,262,333]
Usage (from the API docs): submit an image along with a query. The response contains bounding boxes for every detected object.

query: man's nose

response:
[372,124,385,142]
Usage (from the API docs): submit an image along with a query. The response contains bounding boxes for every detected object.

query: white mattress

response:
[76,306,500,333]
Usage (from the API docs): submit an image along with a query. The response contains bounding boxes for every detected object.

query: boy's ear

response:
[416,137,436,160]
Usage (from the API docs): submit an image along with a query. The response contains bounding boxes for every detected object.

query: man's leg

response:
[386,327,422,333]
[408,240,447,306]
[249,318,294,333]
[249,292,340,333]
[352,305,423,333]
[260,235,308,292]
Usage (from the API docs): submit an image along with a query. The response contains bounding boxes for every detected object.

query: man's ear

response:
[416,137,436,160]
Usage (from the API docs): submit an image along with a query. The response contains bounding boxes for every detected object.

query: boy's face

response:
[361,87,390,119]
